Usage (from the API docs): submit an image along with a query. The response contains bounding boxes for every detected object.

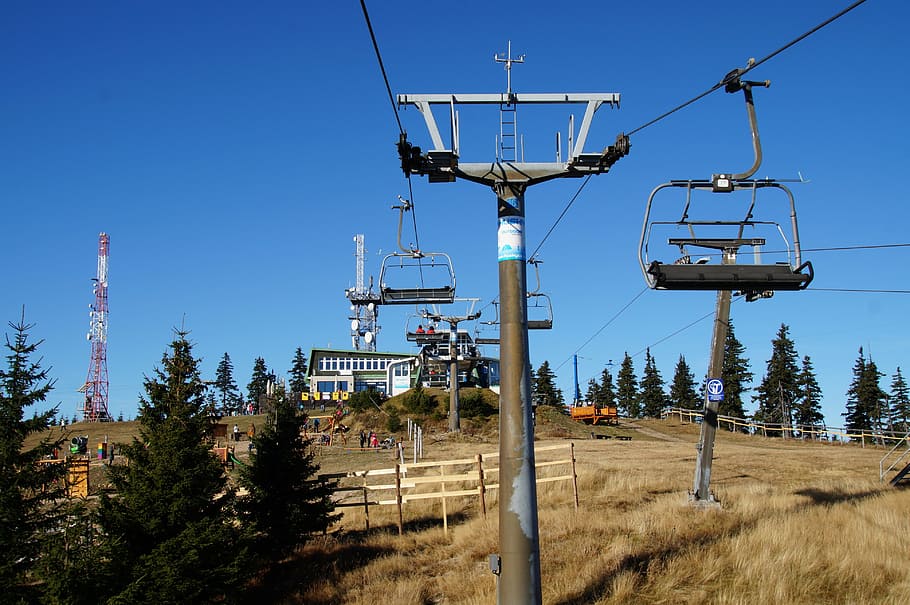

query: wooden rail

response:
[663,407,907,446]
[321,442,578,535]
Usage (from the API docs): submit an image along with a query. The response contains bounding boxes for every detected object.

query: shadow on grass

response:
[240,511,472,604]
[794,487,883,507]
[240,541,395,605]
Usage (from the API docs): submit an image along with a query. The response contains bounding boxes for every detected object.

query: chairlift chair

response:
[639,180,813,300]
[637,73,813,301]
[378,197,457,305]
[527,258,554,329]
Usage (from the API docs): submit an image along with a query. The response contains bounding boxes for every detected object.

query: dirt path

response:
[620,418,688,442]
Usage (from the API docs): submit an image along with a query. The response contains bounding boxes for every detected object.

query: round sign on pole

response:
[707,378,724,401]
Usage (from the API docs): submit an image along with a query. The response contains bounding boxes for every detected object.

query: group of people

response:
[359,430,381,449]
[414,324,437,334]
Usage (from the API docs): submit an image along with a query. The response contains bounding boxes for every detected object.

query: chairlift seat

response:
[474,337,500,345]
[380,286,455,305]
[647,261,813,292]
[527,319,554,330]
[406,332,449,345]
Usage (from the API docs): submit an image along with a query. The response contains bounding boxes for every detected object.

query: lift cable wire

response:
[809,288,910,294]
[626,0,869,136]
[554,287,649,372]
[360,0,403,136]
[528,175,592,263]
[360,0,423,277]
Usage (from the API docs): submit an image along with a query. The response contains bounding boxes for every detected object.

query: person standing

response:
[233,424,240,442]
[359,430,367,449]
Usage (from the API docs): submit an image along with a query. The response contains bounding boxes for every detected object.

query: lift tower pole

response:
[398,49,628,604]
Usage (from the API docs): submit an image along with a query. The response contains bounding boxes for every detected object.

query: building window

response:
[316,381,334,393]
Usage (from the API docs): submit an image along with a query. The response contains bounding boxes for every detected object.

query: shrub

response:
[348,388,386,413]
[459,390,498,419]
[402,385,438,416]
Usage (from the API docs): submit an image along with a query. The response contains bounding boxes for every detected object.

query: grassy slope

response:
[30,411,910,604]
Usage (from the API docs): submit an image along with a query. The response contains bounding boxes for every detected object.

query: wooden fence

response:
[663,406,908,446]
[320,442,578,535]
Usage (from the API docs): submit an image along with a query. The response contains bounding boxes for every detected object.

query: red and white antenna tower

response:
[80,232,111,422]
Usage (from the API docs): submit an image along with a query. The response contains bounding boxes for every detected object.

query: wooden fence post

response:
[476,453,487,518]
[570,442,579,510]
[362,475,370,531]
[440,463,448,536]
[395,463,404,535]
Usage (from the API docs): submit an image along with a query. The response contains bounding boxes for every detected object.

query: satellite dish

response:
[350,304,356,312]
[351,319,360,331]
[86,333,92,341]
[364,331,374,344]
[367,302,375,312]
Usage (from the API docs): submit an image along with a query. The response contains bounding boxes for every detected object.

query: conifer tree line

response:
[537,319,908,439]
[3,317,333,603]
[212,347,308,416]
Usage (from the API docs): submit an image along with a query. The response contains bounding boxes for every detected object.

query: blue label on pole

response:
[707,378,724,402]
[498,216,524,262]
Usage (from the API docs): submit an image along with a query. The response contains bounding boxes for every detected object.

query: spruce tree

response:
[669,355,700,410]
[890,367,910,434]
[214,352,241,415]
[238,385,337,558]
[793,355,824,435]
[599,367,617,409]
[640,349,668,418]
[584,378,600,404]
[97,330,248,603]
[720,319,752,418]
[0,315,66,602]
[288,347,308,394]
[247,356,269,412]
[616,353,640,418]
[532,361,563,407]
[843,347,888,443]
[752,324,800,431]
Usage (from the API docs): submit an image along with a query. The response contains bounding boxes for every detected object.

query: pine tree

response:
[669,355,700,410]
[616,353,640,418]
[584,378,600,404]
[793,355,824,435]
[97,330,248,603]
[288,347,308,394]
[532,361,563,407]
[843,347,887,443]
[239,385,337,558]
[599,367,617,408]
[214,352,241,415]
[720,319,752,418]
[640,349,668,418]
[752,324,800,432]
[247,356,269,413]
[0,314,66,602]
[889,367,910,434]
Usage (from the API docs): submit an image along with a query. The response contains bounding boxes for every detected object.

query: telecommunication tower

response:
[345,234,381,351]
[80,232,112,422]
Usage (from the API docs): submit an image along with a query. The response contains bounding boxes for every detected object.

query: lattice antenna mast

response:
[81,232,111,422]
[345,234,381,351]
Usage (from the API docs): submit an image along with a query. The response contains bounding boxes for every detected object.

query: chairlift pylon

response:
[637,74,813,301]
[378,197,456,305]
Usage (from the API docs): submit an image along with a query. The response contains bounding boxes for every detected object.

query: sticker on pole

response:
[498,216,524,262]
[706,378,724,402]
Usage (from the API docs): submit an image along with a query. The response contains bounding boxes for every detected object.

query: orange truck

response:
[570,404,618,426]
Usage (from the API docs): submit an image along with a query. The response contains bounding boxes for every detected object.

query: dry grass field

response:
[39,412,910,604]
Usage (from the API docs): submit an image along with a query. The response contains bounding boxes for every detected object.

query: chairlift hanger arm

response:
[712,62,771,189]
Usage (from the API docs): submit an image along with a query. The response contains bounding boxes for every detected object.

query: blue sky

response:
[3,1,907,426]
